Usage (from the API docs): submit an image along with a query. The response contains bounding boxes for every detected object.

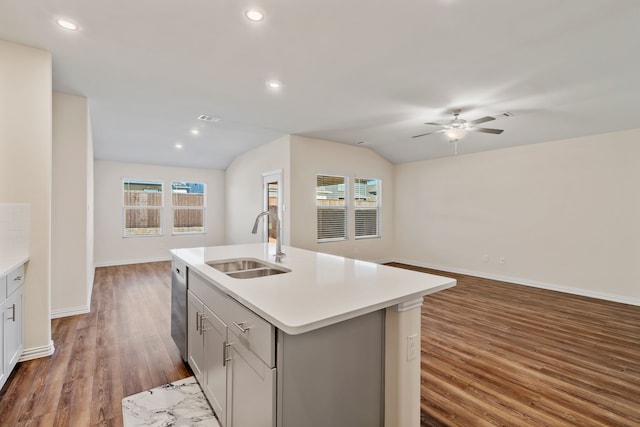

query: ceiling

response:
[1,1,639,170]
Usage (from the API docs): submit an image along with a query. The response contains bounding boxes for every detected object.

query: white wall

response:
[225,136,291,245]
[0,40,53,357]
[394,128,640,303]
[289,136,394,262]
[51,92,94,317]
[94,160,225,266]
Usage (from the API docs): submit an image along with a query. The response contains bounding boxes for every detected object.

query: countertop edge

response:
[0,254,30,277]
[274,281,456,335]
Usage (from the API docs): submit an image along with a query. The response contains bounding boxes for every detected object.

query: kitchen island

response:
[171,243,455,427]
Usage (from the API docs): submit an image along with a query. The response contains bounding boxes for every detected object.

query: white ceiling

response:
[1,1,639,170]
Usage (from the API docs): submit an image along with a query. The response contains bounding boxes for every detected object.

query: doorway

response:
[262,170,283,244]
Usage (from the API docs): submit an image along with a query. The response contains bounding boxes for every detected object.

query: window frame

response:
[316,174,349,243]
[122,179,164,238]
[354,177,381,240]
[171,181,207,235]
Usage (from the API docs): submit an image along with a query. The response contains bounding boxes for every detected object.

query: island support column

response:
[384,297,424,427]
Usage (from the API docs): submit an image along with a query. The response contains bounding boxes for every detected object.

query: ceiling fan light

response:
[446,128,468,140]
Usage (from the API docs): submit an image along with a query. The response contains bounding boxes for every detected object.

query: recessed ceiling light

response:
[175,143,183,149]
[56,18,79,31]
[245,9,264,22]
[190,129,200,135]
[266,80,282,89]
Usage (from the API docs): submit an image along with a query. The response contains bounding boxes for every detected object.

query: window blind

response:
[316,174,347,241]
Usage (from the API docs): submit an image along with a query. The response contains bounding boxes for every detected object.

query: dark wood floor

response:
[1,262,638,426]
[0,262,190,426]
[386,263,640,427]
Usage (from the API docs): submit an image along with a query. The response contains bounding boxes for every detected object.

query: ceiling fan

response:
[412,109,505,141]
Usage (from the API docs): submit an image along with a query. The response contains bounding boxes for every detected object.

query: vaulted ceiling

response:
[1,1,639,169]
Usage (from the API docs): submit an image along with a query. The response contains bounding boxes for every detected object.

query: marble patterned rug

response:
[122,376,221,426]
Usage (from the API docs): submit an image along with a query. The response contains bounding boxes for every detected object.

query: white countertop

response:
[0,254,29,277]
[171,244,455,335]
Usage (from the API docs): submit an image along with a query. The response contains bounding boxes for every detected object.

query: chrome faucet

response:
[251,210,285,262]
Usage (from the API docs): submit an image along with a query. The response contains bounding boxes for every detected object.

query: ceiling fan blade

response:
[470,127,504,134]
[412,129,447,139]
[424,122,447,126]
[469,116,496,125]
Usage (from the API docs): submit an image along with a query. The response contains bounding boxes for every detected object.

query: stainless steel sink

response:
[207,258,291,279]
[208,259,268,273]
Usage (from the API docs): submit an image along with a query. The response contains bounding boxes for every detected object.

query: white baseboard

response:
[19,340,55,362]
[391,258,640,307]
[50,305,90,319]
[94,256,171,267]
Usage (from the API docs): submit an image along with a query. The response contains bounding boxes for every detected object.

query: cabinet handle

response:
[200,315,207,334]
[8,304,16,321]
[14,275,23,281]
[223,342,232,366]
[232,321,250,333]
[195,312,200,332]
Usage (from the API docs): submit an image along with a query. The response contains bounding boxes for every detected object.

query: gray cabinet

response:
[202,303,228,426]
[188,270,276,427]
[188,290,229,427]
[186,269,383,427]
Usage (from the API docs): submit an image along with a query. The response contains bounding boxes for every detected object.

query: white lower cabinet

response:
[0,263,25,392]
[4,285,23,373]
[0,297,5,388]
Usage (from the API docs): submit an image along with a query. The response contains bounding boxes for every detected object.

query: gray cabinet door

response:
[202,304,228,426]
[227,332,275,427]
[187,291,204,383]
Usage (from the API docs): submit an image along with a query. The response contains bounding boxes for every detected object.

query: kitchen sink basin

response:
[207,259,268,273]
[207,258,291,279]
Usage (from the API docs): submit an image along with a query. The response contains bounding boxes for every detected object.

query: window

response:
[123,180,163,237]
[316,175,347,241]
[354,178,380,239]
[172,181,206,234]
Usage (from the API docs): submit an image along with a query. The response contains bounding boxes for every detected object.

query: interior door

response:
[262,171,283,244]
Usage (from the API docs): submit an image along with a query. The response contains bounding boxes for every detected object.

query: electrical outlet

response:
[482,254,489,263]
[407,334,419,361]
[499,256,506,264]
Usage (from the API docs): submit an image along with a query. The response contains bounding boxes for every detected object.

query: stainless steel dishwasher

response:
[170,257,187,361]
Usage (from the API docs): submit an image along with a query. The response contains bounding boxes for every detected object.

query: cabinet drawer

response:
[7,264,24,296]
[224,296,274,368]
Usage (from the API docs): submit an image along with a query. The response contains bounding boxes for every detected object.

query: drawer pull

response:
[233,321,250,333]
[8,304,16,321]
[14,275,23,281]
